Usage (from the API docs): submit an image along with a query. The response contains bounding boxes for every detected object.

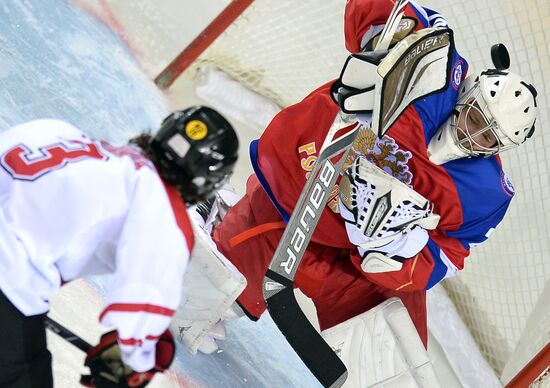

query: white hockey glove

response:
[334,51,386,114]
[339,157,440,273]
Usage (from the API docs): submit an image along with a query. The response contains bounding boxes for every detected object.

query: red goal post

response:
[154,0,254,90]
[505,342,550,388]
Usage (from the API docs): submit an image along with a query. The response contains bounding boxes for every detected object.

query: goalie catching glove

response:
[339,157,440,273]
[80,330,175,388]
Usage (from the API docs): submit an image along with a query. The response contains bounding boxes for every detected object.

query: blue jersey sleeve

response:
[423,157,514,289]
[413,48,469,142]
[444,158,514,249]
[424,198,511,289]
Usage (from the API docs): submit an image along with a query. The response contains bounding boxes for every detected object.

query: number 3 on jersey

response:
[0,140,108,181]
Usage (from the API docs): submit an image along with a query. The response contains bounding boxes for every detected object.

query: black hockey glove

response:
[80,329,175,388]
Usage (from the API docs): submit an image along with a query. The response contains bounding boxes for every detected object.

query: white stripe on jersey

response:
[408,0,430,23]
[438,249,459,280]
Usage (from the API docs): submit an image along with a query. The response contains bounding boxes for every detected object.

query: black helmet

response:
[150,106,239,203]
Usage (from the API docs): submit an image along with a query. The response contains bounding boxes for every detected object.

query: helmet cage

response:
[450,77,519,158]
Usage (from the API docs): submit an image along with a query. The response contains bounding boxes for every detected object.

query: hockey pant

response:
[212,174,428,346]
[0,289,53,388]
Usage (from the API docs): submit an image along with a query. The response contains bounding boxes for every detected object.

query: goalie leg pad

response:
[321,298,441,387]
[171,212,246,354]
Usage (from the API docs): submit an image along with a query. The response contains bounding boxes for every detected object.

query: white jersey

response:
[0,119,194,372]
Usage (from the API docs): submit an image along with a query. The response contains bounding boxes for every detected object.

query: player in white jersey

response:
[0,106,239,388]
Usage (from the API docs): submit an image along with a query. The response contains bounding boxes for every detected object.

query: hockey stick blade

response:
[266,281,348,388]
[45,316,92,353]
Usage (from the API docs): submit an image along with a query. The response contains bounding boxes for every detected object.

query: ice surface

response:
[0,0,167,140]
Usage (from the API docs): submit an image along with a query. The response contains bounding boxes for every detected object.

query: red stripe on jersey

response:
[161,181,195,253]
[99,303,175,321]
[118,334,161,347]
[118,337,142,346]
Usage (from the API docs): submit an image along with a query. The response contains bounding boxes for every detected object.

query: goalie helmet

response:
[150,106,239,203]
[428,70,538,164]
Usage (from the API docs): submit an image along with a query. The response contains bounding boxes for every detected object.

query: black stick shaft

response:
[45,316,92,352]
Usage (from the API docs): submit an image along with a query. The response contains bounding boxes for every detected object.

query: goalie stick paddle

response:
[262,1,410,387]
[45,316,92,353]
[264,113,358,388]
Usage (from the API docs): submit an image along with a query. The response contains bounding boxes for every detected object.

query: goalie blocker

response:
[336,27,454,137]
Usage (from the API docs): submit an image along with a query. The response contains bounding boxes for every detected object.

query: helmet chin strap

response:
[427,112,470,165]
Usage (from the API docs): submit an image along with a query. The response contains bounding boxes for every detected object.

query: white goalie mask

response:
[428,70,538,164]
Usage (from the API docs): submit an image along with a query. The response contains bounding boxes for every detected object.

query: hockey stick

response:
[262,1,409,387]
[263,113,357,388]
[375,0,410,53]
[45,316,92,353]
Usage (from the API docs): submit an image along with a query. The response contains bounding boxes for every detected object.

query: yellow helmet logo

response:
[185,120,208,140]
